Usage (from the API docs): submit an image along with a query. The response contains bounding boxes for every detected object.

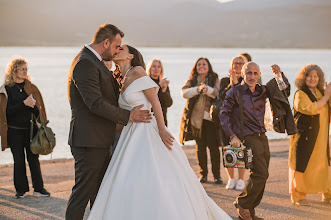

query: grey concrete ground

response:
[0,139,330,220]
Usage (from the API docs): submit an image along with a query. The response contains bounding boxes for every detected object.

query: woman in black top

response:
[218,55,247,191]
[0,58,50,198]
[147,59,173,126]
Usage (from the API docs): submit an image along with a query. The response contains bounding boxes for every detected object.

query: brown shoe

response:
[322,196,331,203]
[233,202,252,220]
[292,199,310,206]
[251,214,264,220]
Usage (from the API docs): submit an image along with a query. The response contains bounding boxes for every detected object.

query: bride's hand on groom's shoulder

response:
[159,129,174,150]
[129,104,152,123]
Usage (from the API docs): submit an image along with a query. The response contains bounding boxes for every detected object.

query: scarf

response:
[191,75,207,138]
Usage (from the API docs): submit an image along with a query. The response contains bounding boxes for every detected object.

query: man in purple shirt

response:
[220,62,287,220]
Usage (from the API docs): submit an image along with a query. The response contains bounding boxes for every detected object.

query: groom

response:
[65,24,151,220]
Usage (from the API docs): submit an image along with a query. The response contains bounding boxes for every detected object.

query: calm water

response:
[0,47,330,165]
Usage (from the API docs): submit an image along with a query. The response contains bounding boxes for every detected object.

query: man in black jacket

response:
[65,24,151,220]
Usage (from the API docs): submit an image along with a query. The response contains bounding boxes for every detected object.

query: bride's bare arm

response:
[130,67,174,150]
[143,88,174,150]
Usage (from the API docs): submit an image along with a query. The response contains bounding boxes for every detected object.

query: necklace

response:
[15,83,24,92]
[121,66,133,84]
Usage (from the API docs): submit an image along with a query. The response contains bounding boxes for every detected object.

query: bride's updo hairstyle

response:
[127,45,146,70]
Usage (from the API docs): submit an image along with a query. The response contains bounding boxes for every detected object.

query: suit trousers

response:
[65,146,111,220]
[236,133,270,215]
[194,120,221,178]
[7,127,44,193]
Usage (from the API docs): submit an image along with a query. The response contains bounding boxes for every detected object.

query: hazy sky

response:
[217,0,235,3]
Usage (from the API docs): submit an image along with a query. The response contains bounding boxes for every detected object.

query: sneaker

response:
[235,179,245,191]
[214,177,223,184]
[15,192,25,199]
[33,188,50,197]
[225,178,236,190]
[199,176,207,183]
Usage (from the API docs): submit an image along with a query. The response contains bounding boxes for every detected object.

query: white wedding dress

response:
[88,76,231,220]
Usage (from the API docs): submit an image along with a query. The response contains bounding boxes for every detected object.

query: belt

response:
[245,132,266,137]
[8,125,29,130]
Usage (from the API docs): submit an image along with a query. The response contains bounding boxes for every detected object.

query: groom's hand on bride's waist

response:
[129,104,152,123]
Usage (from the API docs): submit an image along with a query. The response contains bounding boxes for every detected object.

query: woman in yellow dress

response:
[289,64,331,205]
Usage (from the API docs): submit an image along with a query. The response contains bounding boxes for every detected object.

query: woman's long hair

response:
[4,58,30,85]
[295,64,325,94]
[127,45,146,70]
[189,57,217,87]
[146,59,164,80]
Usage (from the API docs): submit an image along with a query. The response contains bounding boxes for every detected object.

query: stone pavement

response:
[0,138,330,220]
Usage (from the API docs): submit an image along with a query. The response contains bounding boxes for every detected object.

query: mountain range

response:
[0,0,330,48]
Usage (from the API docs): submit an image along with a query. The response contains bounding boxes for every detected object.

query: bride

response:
[87,45,231,220]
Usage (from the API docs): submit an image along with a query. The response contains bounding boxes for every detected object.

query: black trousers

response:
[236,133,270,214]
[65,146,111,220]
[7,128,44,193]
[194,120,220,178]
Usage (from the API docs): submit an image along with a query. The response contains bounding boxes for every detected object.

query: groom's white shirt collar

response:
[85,44,102,61]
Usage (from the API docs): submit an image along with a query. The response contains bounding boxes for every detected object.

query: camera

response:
[222,145,253,169]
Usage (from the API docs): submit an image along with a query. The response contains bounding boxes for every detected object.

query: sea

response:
[0,47,330,165]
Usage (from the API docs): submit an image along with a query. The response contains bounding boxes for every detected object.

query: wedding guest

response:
[239,52,262,84]
[179,57,222,184]
[103,60,123,153]
[289,64,331,205]
[0,58,50,198]
[219,55,247,191]
[147,59,173,126]
[220,62,290,220]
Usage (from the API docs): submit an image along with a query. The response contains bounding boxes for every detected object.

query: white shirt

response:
[85,44,102,61]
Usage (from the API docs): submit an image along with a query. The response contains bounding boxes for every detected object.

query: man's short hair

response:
[239,52,252,62]
[92,24,124,44]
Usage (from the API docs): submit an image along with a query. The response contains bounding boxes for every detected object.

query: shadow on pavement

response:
[0,187,66,220]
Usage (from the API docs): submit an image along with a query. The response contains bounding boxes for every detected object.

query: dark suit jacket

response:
[265,78,297,135]
[67,46,130,148]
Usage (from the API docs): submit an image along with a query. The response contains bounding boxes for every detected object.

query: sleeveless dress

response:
[88,76,231,220]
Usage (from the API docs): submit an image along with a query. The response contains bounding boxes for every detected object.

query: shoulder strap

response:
[301,85,318,102]
[30,113,34,144]
[238,89,244,142]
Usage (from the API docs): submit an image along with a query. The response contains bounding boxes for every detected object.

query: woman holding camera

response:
[0,58,50,198]
[289,64,331,205]
[179,57,222,184]
[147,59,173,126]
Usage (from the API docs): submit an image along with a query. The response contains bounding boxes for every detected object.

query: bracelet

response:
[159,129,167,133]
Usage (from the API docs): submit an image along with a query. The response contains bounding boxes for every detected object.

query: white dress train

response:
[88,76,231,220]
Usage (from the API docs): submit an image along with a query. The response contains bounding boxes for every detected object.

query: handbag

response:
[30,113,56,155]
[210,94,223,127]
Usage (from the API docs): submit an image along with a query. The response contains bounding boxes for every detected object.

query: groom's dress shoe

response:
[234,202,252,220]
